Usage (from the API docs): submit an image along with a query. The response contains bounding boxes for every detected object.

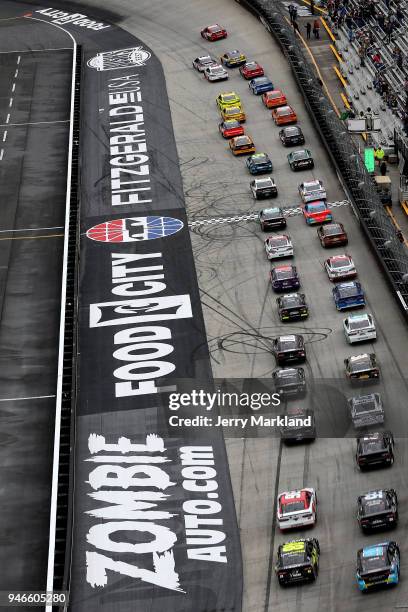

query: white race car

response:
[325,254,357,281]
[343,313,376,344]
[192,55,217,72]
[264,234,293,259]
[277,488,317,530]
[299,179,326,203]
[204,64,229,82]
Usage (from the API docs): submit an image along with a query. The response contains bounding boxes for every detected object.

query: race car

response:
[229,135,255,155]
[357,489,398,532]
[356,541,400,591]
[272,367,306,397]
[303,201,332,225]
[333,281,365,311]
[192,55,217,71]
[239,60,264,79]
[249,76,274,95]
[220,49,246,67]
[356,431,394,470]
[272,334,306,365]
[201,24,228,41]
[262,89,287,109]
[279,125,305,146]
[325,254,357,281]
[265,234,293,260]
[216,91,241,110]
[277,293,309,321]
[299,179,326,203]
[349,393,384,428]
[288,149,314,171]
[317,222,348,247]
[251,178,278,200]
[280,408,316,442]
[220,105,246,122]
[218,119,245,138]
[246,152,273,174]
[344,353,380,381]
[270,264,300,292]
[277,489,317,531]
[275,539,320,585]
[259,207,286,229]
[272,105,297,125]
[204,64,229,81]
[343,313,377,344]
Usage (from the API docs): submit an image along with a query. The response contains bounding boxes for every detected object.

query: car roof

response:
[329,255,351,261]
[281,540,306,553]
[361,544,388,557]
[281,490,308,503]
[337,281,359,288]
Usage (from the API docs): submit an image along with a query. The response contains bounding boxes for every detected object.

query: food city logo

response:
[86,217,184,243]
[35,8,109,30]
[85,434,227,592]
[88,47,151,71]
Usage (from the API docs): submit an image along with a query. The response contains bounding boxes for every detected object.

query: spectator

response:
[293,6,298,21]
[396,6,403,22]
[288,4,295,24]
[310,0,315,15]
[375,146,385,163]
[380,160,387,175]
[293,20,300,33]
[348,27,355,43]
[397,52,403,70]
[358,45,366,66]
[305,21,312,39]
[313,18,320,38]
[396,230,404,243]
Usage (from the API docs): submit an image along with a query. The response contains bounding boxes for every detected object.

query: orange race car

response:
[229,135,256,155]
[262,89,287,109]
[272,105,297,125]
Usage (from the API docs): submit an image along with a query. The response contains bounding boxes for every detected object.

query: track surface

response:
[67,0,408,610]
[0,20,71,594]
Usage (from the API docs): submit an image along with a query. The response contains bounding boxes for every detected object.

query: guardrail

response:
[235,0,408,317]
[45,44,82,610]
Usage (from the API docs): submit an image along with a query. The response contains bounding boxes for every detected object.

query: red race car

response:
[239,61,264,79]
[303,200,333,225]
[218,119,245,138]
[263,89,287,109]
[201,24,227,41]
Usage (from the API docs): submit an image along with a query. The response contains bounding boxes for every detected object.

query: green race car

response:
[275,538,320,586]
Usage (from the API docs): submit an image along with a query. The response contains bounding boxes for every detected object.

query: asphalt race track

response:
[68,0,408,611]
[0,20,72,596]
[1,1,408,611]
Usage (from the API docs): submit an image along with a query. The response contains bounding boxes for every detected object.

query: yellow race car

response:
[229,135,255,156]
[220,105,246,123]
[216,91,241,111]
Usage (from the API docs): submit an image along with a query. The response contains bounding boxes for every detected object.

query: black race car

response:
[259,207,286,230]
[356,431,395,470]
[287,149,314,171]
[356,541,400,592]
[275,538,320,585]
[280,408,316,443]
[251,178,278,200]
[272,334,306,365]
[270,265,300,292]
[279,125,305,147]
[357,489,398,532]
[277,293,309,322]
[344,353,379,381]
[273,367,306,397]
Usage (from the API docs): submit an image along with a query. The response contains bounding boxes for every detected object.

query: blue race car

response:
[246,152,273,174]
[356,542,400,592]
[333,281,365,311]
[248,76,274,95]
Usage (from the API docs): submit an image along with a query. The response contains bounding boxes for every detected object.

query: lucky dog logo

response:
[86,216,184,243]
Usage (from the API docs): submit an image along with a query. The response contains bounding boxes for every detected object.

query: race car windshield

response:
[277,369,299,381]
[361,439,384,453]
[281,500,305,513]
[225,107,240,114]
[263,207,280,215]
[354,399,376,413]
[349,357,371,372]
[255,77,269,84]
[279,108,292,115]
[225,120,240,127]
[223,94,237,102]
[285,127,300,134]
[200,56,213,63]
[211,67,224,73]
[275,269,294,280]
[331,259,349,269]
[363,499,387,514]
[338,285,359,298]
[349,318,370,330]
[270,237,289,246]
[245,62,257,69]
[280,552,305,566]
[292,151,308,160]
[208,26,221,32]
[253,154,268,162]
[282,296,301,306]
[279,340,296,351]
[304,183,321,193]
[360,552,388,572]
[308,202,326,212]
[324,224,343,235]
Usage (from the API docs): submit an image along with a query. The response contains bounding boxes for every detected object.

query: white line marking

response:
[0,47,73,54]
[0,149,3,161]
[0,394,56,402]
[14,69,18,78]
[11,83,15,92]
[0,119,69,127]
[9,97,13,108]
[0,226,64,234]
[2,131,7,142]
[5,114,10,124]
[17,55,21,65]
